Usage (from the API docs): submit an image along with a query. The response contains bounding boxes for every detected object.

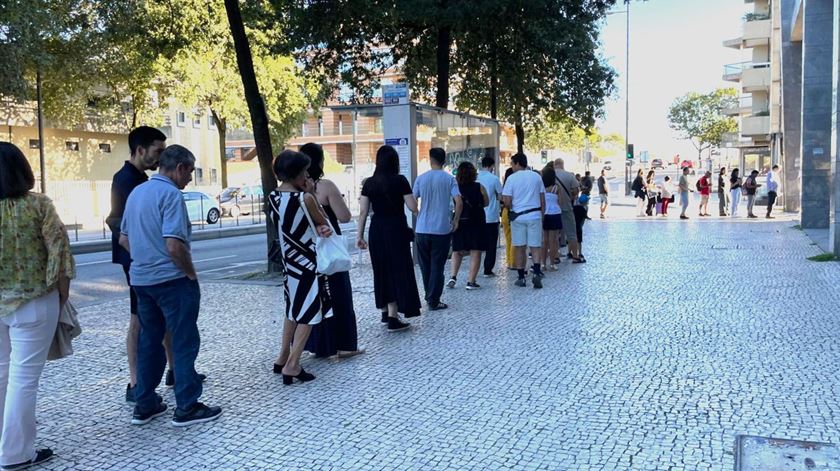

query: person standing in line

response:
[597,168,609,219]
[0,143,75,470]
[541,164,562,271]
[718,167,729,216]
[678,167,692,220]
[632,169,646,217]
[357,146,421,331]
[660,176,673,216]
[106,127,187,404]
[730,168,743,217]
[477,156,503,277]
[554,158,583,263]
[120,145,222,427]
[501,167,515,270]
[698,171,712,217]
[413,148,462,311]
[743,170,762,218]
[580,171,594,197]
[766,164,781,218]
[447,162,489,290]
[644,170,657,216]
[297,143,364,361]
[502,153,546,288]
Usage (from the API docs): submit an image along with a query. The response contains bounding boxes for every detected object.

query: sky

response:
[596,0,751,160]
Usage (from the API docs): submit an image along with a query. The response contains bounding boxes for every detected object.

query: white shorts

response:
[511,218,542,247]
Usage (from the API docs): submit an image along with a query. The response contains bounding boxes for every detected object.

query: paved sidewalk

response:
[36,218,840,470]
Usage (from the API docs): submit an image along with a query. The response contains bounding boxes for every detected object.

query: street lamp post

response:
[609,3,633,196]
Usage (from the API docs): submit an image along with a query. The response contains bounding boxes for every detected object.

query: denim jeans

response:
[134,277,202,415]
[415,233,451,306]
[483,222,500,275]
[767,191,778,215]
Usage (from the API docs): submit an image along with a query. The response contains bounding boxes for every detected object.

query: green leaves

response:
[667,88,738,154]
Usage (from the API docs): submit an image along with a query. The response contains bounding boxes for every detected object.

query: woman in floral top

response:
[0,142,75,469]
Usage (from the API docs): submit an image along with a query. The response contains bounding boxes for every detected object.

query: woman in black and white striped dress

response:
[268,150,334,385]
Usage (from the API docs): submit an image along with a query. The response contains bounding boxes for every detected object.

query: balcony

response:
[741,115,771,136]
[723,96,753,116]
[723,61,770,88]
[723,18,771,49]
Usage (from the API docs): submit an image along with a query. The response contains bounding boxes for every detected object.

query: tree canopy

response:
[667,88,739,159]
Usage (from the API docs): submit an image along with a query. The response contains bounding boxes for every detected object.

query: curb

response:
[70,224,267,255]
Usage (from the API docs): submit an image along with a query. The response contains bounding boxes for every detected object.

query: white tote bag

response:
[299,193,352,275]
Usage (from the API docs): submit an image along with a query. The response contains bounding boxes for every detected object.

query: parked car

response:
[602,159,613,171]
[651,158,664,169]
[183,191,221,224]
[218,184,263,218]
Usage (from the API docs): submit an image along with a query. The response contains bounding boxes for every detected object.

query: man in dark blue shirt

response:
[106,126,169,404]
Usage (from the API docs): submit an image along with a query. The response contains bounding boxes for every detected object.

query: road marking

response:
[76,260,111,267]
[194,255,238,263]
[200,260,264,274]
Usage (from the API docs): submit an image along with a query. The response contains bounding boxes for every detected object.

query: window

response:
[65,141,79,151]
[208,115,216,130]
[176,111,186,127]
[28,139,39,149]
[210,168,218,183]
[195,168,203,182]
[192,115,201,128]
[99,143,112,153]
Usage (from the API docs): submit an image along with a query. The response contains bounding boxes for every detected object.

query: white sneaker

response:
[446,277,456,289]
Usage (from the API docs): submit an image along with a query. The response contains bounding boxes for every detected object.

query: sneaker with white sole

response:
[171,402,222,427]
[446,277,456,289]
[132,402,168,426]
[465,282,480,290]
[1,448,54,470]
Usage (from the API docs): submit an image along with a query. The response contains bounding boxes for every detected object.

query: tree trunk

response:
[211,110,228,189]
[435,23,451,109]
[223,0,280,272]
[514,106,524,155]
[36,69,46,194]
[490,50,498,120]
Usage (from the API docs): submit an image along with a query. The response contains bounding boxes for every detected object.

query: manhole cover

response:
[735,435,840,470]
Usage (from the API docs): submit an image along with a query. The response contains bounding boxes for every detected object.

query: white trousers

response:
[730,188,742,217]
[0,291,59,466]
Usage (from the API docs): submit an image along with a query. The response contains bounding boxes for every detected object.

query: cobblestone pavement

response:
[35,218,840,470]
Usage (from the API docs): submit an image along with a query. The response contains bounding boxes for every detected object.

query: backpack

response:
[695,178,703,191]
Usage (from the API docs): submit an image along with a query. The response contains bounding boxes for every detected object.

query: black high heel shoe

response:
[282,368,316,385]
[272,363,285,374]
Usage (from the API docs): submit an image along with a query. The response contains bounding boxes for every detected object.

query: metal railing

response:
[723,61,771,76]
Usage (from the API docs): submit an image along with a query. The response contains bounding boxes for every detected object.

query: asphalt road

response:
[71,222,357,309]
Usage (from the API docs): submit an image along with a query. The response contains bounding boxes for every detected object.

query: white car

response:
[602,160,613,171]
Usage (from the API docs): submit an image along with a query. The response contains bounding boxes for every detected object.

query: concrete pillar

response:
[831,0,840,253]
[800,0,834,228]
[781,0,803,212]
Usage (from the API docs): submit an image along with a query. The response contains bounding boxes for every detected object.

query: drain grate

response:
[735,435,840,470]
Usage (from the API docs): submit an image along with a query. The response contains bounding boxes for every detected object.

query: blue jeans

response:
[415,233,451,306]
[134,277,202,415]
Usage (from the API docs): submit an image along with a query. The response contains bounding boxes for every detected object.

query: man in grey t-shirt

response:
[678,166,692,220]
[413,148,462,310]
[553,158,582,262]
[120,145,221,427]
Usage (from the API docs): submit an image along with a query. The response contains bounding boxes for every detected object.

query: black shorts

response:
[122,265,138,315]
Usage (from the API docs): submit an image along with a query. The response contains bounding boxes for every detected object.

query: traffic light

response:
[540,150,548,164]
[626,144,634,159]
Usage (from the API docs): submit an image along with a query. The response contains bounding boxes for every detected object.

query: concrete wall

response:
[781,0,803,211]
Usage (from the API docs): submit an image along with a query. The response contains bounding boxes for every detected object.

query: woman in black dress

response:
[356,146,421,332]
[632,168,646,217]
[446,161,488,290]
[296,143,364,360]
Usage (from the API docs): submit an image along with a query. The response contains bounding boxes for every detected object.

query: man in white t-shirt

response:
[502,153,546,289]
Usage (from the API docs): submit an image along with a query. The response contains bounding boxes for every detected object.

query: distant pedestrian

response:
[573,193,590,261]
[120,145,222,426]
[477,156,503,277]
[730,168,743,217]
[632,169,646,217]
[541,164,562,270]
[299,143,363,360]
[554,158,583,263]
[0,142,75,469]
[718,167,729,216]
[678,167,692,220]
[698,171,712,216]
[413,148,462,310]
[660,176,673,216]
[357,145,421,331]
[597,168,609,219]
[447,162,489,290]
[106,126,183,404]
[503,153,546,288]
[766,164,781,218]
[645,170,657,216]
[580,171,594,196]
[743,170,762,218]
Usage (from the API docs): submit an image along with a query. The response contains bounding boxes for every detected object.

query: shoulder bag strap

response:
[298,192,328,240]
[556,177,572,199]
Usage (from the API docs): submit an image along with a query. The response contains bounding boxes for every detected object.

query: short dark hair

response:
[374,145,400,176]
[300,143,325,181]
[772,164,780,170]
[456,161,477,185]
[503,167,514,184]
[273,150,311,182]
[128,126,166,156]
[481,156,495,169]
[158,145,195,172]
[751,170,759,176]
[0,142,35,199]
[430,147,446,166]
[584,171,591,176]
[541,163,557,188]
[511,153,528,168]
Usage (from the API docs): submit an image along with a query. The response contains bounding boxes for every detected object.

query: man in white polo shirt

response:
[502,153,546,289]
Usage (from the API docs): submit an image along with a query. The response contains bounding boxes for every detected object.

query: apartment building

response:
[722,0,783,181]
